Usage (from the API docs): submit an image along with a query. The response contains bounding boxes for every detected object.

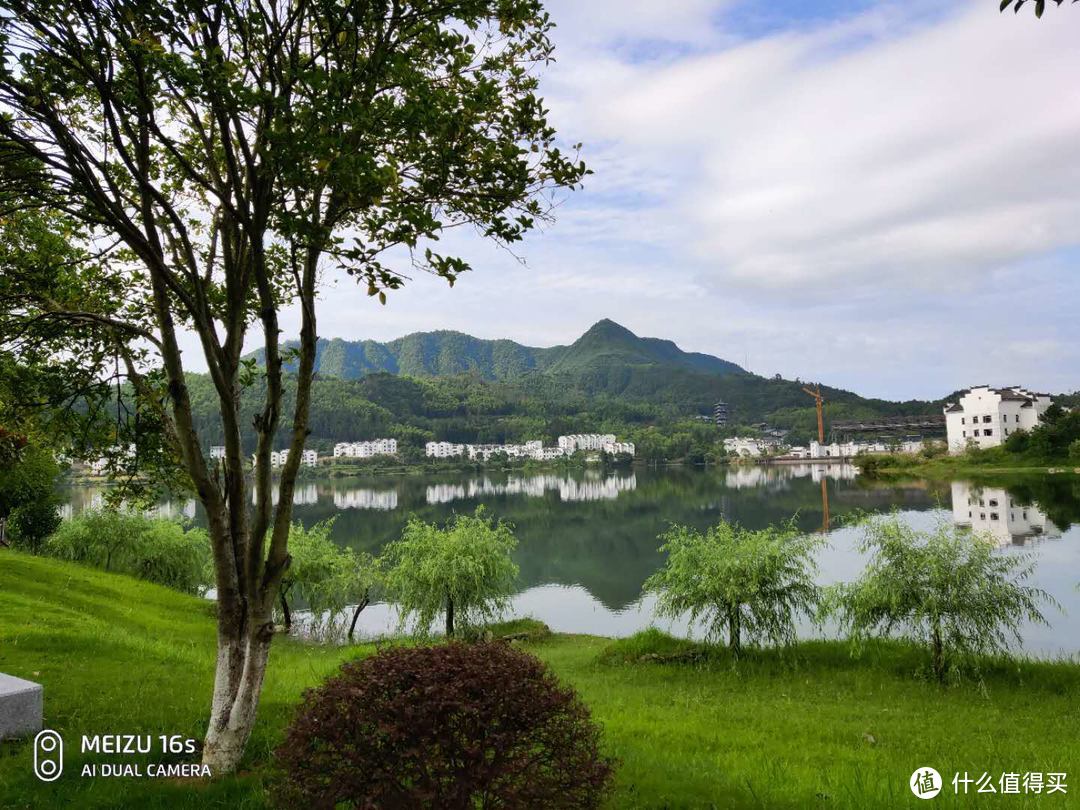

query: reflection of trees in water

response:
[999,476,1080,530]
[60,468,971,612]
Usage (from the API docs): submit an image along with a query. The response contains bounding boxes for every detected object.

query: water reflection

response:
[61,465,1080,655]
[951,482,1062,547]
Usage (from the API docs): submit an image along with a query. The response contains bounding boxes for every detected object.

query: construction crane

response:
[801,385,826,444]
[802,384,830,532]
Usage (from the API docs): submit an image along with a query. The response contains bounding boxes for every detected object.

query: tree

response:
[382,507,518,638]
[643,519,821,656]
[822,514,1054,683]
[275,519,379,641]
[0,0,584,771]
[1001,0,1077,17]
[0,442,61,550]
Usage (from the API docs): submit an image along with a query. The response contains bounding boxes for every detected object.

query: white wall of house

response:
[944,386,1053,453]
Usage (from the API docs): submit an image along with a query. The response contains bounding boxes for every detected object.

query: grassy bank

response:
[855,449,1080,479]
[2,550,1078,808]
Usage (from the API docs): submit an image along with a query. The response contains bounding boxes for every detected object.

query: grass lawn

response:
[2,549,1078,808]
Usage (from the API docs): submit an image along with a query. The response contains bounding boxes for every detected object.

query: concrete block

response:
[0,672,43,740]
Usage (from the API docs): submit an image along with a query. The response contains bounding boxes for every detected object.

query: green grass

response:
[857,449,1080,478]
[2,550,1079,808]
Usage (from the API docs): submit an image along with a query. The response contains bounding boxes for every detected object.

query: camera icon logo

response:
[33,729,63,782]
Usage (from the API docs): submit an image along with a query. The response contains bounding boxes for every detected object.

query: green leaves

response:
[643,518,822,653]
[278,519,379,639]
[381,506,519,637]
[821,513,1055,681]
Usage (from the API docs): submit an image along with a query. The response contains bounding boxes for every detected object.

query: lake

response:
[62,464,1080,657]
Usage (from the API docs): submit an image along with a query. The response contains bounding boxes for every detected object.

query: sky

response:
[193,0,1080,401]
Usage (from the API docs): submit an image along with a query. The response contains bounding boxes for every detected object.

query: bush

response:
[8,493,62,552]
[1069,438,1080,464]
[44,510,210,594]
[274,642,616,809]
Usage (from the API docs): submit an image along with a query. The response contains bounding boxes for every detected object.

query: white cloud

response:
[179,0,1080,400]
[551,2,1080,294]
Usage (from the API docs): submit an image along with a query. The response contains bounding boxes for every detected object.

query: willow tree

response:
[0,0,585,771]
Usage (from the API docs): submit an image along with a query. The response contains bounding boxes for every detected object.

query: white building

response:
[951,482,1061,547]
[602,441,635,456]
[809,439,926,459]
[723,437,767,458]
[557,434,617,454]
[944,386,1053,453]
[425,441,466,458]
[259,448,319,468]
[210,445,226,460]
[89,444,136,476]
[333,438,398,459]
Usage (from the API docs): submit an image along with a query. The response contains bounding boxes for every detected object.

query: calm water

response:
[62,465,1080,657]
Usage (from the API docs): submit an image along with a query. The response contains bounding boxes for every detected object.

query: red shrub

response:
[274,642,616,809]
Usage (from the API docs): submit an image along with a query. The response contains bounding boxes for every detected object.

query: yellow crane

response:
[802,385,830,531]
[801,384,825,445]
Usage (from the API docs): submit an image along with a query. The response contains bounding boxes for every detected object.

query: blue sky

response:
[204,1,1080,401]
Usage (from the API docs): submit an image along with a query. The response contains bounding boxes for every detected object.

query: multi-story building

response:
[259,448,319,468]
[724,437,766,457]
[943,386,1053,453]
[602,441,635,456]
[210,445,226,460]
[557,434,617,454]
[333,439,398,459]
[425,441,466,458]
[713,401,729,427]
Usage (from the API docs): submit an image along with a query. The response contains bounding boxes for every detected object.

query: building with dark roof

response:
[943,386,1053,453]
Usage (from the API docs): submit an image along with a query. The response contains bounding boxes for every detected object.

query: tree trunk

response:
[0,516,8,547]
[202,601,275,772]
[446,594,455,638]
[931,619,945,684]
[279,588,292,634]
[348,593,370,641]
[728,605,741,657]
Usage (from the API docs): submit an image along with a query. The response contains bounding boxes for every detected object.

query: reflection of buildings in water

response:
[151,499,197,521]
[724,463,858,490]
[59,493,196,521]
[951,482,1061,547]
[424,474,637,505]
[803,463,857,483]
[559,475,636,502]
[252,482,320,506]
[332,488,398,511]
[724,466,772,489]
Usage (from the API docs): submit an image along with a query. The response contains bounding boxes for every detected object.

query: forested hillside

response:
[217,318,955,461]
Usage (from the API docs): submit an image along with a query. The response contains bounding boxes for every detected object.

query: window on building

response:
[973,429,979,436]
[982,415,992,423]
[984,429,993,437]
[989,499,998,507]
[990,513,999,521]
[961,417,965,424]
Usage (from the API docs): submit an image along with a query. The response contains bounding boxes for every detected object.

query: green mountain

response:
[268,319,747,383]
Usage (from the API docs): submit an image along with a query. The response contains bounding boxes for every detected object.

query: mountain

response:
[267,319,747,383]
[544,319,744,377]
